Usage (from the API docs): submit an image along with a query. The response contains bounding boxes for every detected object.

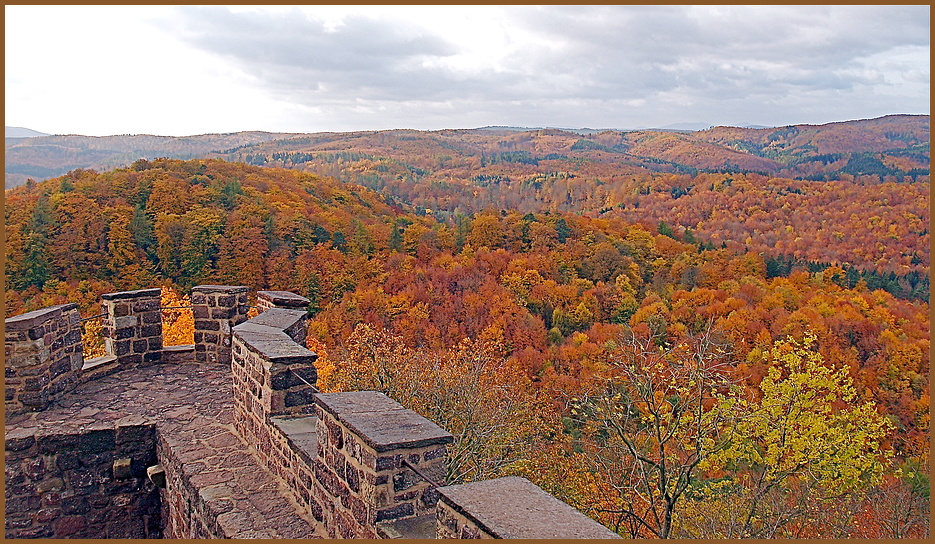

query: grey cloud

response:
[170,6,471,101]
[504,5,929,92]
[162,5,927,130]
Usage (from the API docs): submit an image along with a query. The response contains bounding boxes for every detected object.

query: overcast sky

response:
[5,5,930,136]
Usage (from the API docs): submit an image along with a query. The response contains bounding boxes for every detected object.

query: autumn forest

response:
[3,115,930,537]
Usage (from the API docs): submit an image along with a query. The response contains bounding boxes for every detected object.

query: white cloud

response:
[5,5,929,135]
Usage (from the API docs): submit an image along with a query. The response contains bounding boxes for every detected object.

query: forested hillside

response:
[4,131,301,188]
[5,146,929,536]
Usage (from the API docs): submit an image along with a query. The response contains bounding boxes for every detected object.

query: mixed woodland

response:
[3,115,930,537]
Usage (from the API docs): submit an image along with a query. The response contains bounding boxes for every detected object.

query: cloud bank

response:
[6,5,929,135]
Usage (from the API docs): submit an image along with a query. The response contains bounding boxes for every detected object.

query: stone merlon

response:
[4,303,78,330]
[100,288,162,301]
[314,391,454,452]
[437,476,622,539]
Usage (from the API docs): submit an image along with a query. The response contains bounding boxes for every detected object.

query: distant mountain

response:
[4,131,302,188]
[6,126,49,138]
[655,122,713,131]
[695,114,930,179]
[6,115,928,189]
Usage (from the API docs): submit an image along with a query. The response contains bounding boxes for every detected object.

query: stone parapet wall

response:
[229,307,325,534]
[191,285,250,365]
[436,476,622,539]
[263,416,326,529]
[6,288,626,540]
[100,288,162,368]
[156,428,228,538]
[5,303,83,416]
[231,310,318,428]
[3,420,161,539]
[245,307,310,348]
[257,290,310,314]
[230,307,319,516]
[313,391,453,539]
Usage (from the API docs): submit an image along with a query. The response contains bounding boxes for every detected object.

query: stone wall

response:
[435,476,621,539]
[191,285,250,365]
[3,420,161,539]
[156,430,226,539]
[231,309,318,435]
[313,391,453,539]
[6,288,627,540]
[4,303,83,416]
[100,289,162,368]
[257,290,310,314]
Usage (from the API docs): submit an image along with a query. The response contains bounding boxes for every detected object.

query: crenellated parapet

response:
[5,287,621,539]
[4,304,83,416]
[100,288,163,368]
[191,285,250,365]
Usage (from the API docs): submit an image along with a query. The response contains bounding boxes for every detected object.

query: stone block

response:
[141,311,162,324]
[64,329,82,346]
[113,315,139,329]
[122,354,143,365]
[210,307,233,319]
[18,390,49,408]
[112,458,133,479]
[195,319,220,331]
[284,387,316,408]
[132,299,160,312]
[114,340,131,356]
[24,374,50,392]
[139,324,161,338]
[375,502,414,522]
[79,428,116,453]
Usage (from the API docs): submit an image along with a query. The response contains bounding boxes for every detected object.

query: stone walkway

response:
[5,362,324,538]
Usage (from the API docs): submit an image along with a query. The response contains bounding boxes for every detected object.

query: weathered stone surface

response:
[191,285,249,295]
[113,315,139,329]
[5,304,74,330]
[316,392,453,452]
[245,309,307,334]
[233,327,317,364]
[437,476,622,539]
[376,512,436,538]
[257,291,310,309]
[101,288,161,301]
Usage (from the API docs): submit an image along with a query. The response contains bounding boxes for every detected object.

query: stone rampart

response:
[3,419,161,538]
[313,391,453,538]
[4,303,83,416]
[5,288,624,539]
[257,290,310,313]
[100,288,163,368]
[435,476,621,539]
[191,285,250,365]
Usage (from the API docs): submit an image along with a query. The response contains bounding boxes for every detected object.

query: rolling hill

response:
[6,115,928,189]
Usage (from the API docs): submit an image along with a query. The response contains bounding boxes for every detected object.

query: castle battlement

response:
[5,286,619,539]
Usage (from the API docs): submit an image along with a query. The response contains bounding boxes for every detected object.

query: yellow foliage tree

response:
[680,333,893,538]
[161,286,194,346]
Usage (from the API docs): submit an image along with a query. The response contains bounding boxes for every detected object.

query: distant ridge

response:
[6,126,49,138]
[5,115,928,189]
